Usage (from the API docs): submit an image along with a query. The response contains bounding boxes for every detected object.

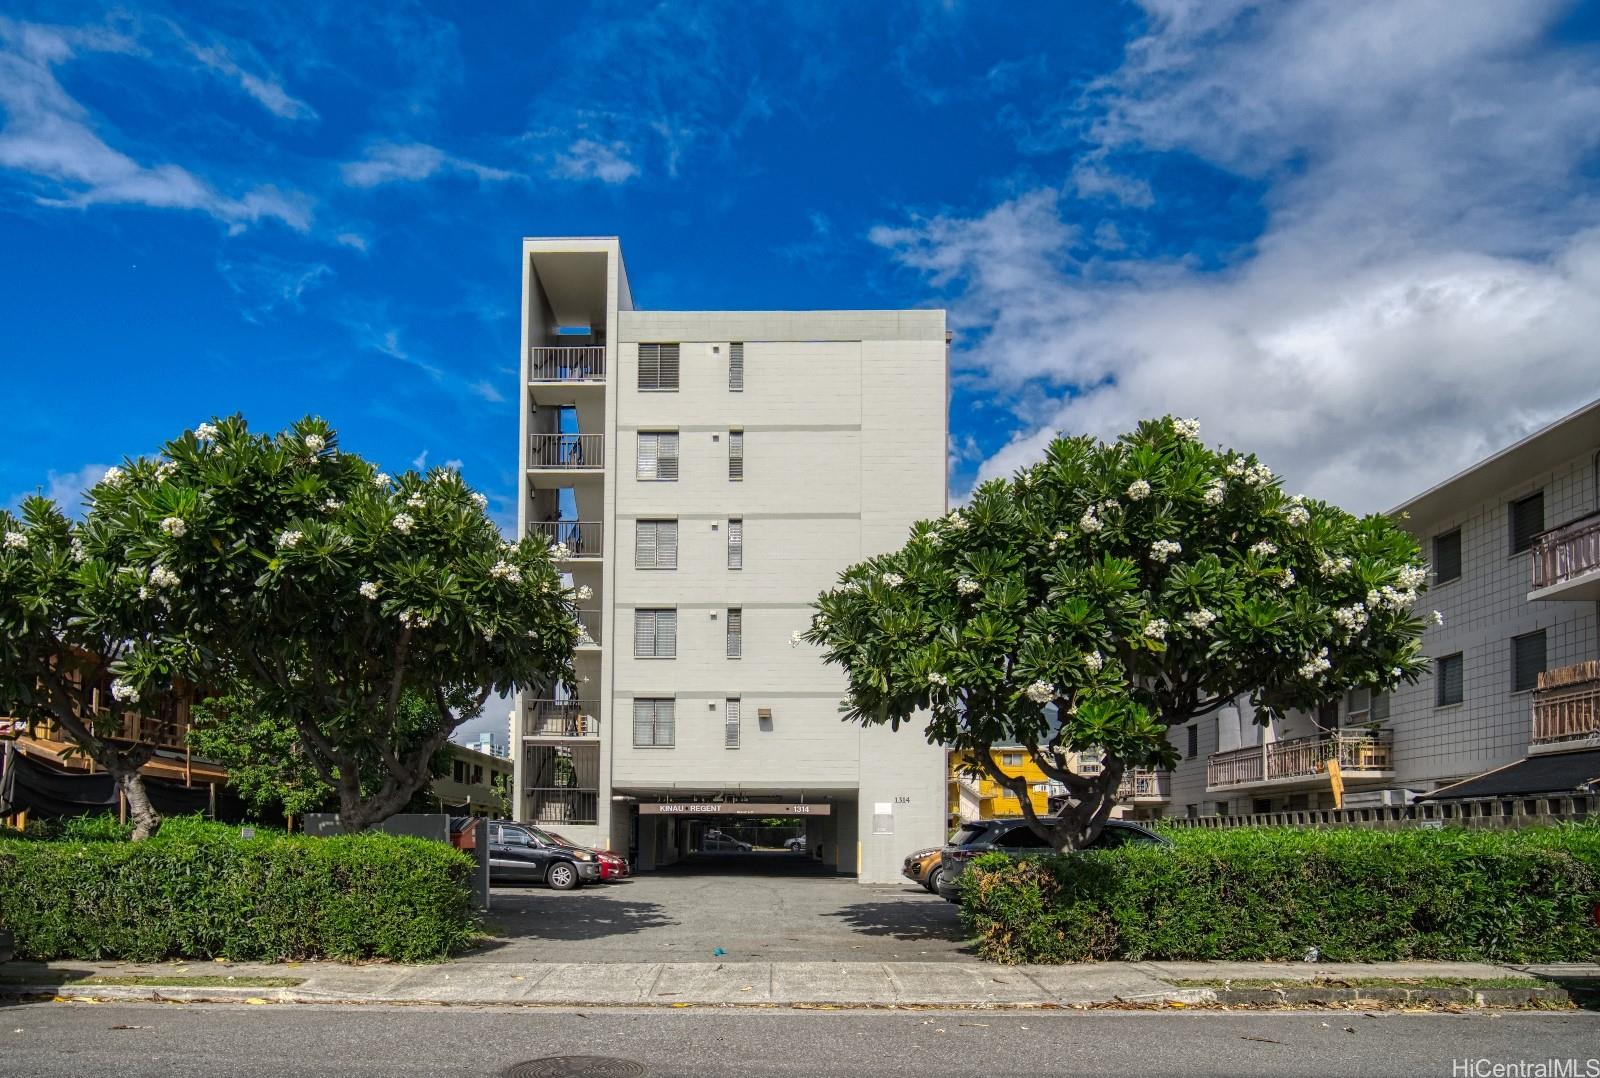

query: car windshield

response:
[949,824,987,846]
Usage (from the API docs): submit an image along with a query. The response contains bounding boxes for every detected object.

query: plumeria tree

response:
[2,415,581,836]
[803,417,1433,852]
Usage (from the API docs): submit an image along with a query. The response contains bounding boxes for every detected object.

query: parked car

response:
[784,836,807,852]
[700,830,754,853]
[900,846,945,892]
[936,818,1169,903]
[486,820,602,890]
[539,828,631,880]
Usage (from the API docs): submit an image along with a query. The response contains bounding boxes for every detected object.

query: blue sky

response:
[5,1,1600,524]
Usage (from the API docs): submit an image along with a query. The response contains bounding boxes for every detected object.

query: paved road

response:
[469,855,970,963]
[4,1001,1598,1077]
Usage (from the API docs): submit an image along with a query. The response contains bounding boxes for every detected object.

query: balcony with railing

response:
[528,345,606,383]
[528,520,603,559]
[1530,511,1600,601]
[527,787,599,825]
[1116,768,1172,803]
[526,698,600,739]
[573,608,602,648]
[1207,730,1394,791]
[1531,661,1600,750]
[527,433,603,472]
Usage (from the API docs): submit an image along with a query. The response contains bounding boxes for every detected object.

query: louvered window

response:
[1434,529,1462,584]
[637,431,679,480]
[729,342,744,391]
[728,429,744,480]
[635,520,678,569]
[637,343,680,391]
[634,609,677,658]
[724,698,741,749]
[1436,652,1464,706]
[726,608,742,658]
[1186,724,1198,759]
[1345,688,1388,724]
[1509,491,1544,554]
[727,518,743,569]
[634,698,675,747]
[1512,630,1546,693]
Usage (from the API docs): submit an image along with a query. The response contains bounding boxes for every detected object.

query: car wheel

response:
[925,867,943,894]
[547,862,579,891]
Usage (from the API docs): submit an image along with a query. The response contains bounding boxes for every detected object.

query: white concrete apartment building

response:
[1159,399,1600,818]
[510,237,949,883]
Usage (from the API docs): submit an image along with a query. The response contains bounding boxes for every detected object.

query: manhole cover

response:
[503,1058,646,1078]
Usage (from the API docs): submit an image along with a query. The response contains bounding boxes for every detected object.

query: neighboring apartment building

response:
[430,743,510,817]
[1163,399,1600,817]
[510,237,948,883]
[946,748,1172,826]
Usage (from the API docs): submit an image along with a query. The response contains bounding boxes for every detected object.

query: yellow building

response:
[946,747,1170,825]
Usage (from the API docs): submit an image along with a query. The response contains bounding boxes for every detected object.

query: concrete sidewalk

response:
[2,958,1589,1009]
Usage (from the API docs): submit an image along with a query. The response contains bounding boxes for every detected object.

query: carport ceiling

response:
[531,250,608,328]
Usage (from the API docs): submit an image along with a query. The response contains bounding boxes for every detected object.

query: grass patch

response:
[0,973,304,988]
[1168,976,1544,990]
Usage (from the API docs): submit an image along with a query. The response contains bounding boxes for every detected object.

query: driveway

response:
[463,853,971,964]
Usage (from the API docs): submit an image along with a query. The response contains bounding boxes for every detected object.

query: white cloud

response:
[217,255,332,323]
[182,36,315,121]
[341,142,517,188]
[335,231,368,252]
[0,17,311,232]
[874,0,1600,513]
[469,380,505,403]
[8,462,113,516]
[552,138,638,184]
[412,449,429,471]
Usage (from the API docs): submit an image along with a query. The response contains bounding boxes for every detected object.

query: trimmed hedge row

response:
[0,816,476,962]
[960,825,1600,964]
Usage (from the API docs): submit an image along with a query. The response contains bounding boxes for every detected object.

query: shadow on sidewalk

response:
[463,893,677,957]
[827,898,973,950]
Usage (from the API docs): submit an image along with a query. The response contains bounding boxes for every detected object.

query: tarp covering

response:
[1417,748,1600,801]
[0,741,276,825]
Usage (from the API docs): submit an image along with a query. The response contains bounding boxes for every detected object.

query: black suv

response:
[935,818,1169,902]
[486,820,602,890]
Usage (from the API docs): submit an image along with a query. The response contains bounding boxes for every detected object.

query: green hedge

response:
[0,816,476,962]
[960,825,1600,964]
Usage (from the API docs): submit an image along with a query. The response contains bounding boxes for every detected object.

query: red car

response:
[539,828,630,880]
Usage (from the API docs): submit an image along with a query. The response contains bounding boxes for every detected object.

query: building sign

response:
[638,802,831,816]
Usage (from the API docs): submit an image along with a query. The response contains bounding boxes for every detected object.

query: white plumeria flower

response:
[1185,608,1217,629]
[160,516,187,538]
[1249,540,1278,557]
[881,572,904,587]
[1278,568,1295,589]
[1079,509,1103,534]
[490,560,523,584]
[392,514,415,535]
[1149,539,1182,563]
[1397,564,1427,590]
[323,497,343,512]
[195,422,221,441]
[1432,610,1444,625]
[550,542,572,560]
[470,492,488,510]
[399,611,433,628]
[1083,651,1104,673]
[138,585,152,600]
[373,472,392,488]
[101,466,126,486]
[956,577,981,596]
[1333,604,1368,633]
[1024,680,1054,704]
[790,629,805,648]
[927,672,949,687]
[69,538,86,562]
[277,529,305,549]
[359,581,381,600]
[576,584,593,601]
[3,531,27,551]
[155,461,178,480]
[1285,505,1310,527]
[304,433,326,453]
[149,565,179,589]
[406,493,427,510]
[1202,479,1226,506]
[944,513,969,532]
[110,679,140,705]
[1298,648,1332,679]
[1126,478,1151,501]
[1142,618,1168,642]
[1173,417,1201,439]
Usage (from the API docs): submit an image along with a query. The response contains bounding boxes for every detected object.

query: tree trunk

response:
[112,767,162,841]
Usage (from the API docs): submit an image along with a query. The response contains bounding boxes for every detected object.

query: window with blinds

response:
[1436,652,1464,706]
[636,431,679,480]
[1512,630,1546,693]
[1186,724,1198,759]
[637,343,680,391]
[728,429,744,480]
[727,518,743,569]
[726,608,742,658]
[724,698,741,749]
[634,698,675,747]
[635,520,678,569]
[728,342,744,391]
[1509,491,1544,554]
[1433,529,1462,584]
[634,608,677,658]
[1344,688,1388,724]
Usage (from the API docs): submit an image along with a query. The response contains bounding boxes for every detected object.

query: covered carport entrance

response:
[628,798,857,878]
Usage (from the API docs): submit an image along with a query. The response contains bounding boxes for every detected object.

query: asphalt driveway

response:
[463,852,971,964]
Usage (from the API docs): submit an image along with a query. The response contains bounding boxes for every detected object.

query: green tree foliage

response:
[804,417,1432,850]
[1,415,580,836]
